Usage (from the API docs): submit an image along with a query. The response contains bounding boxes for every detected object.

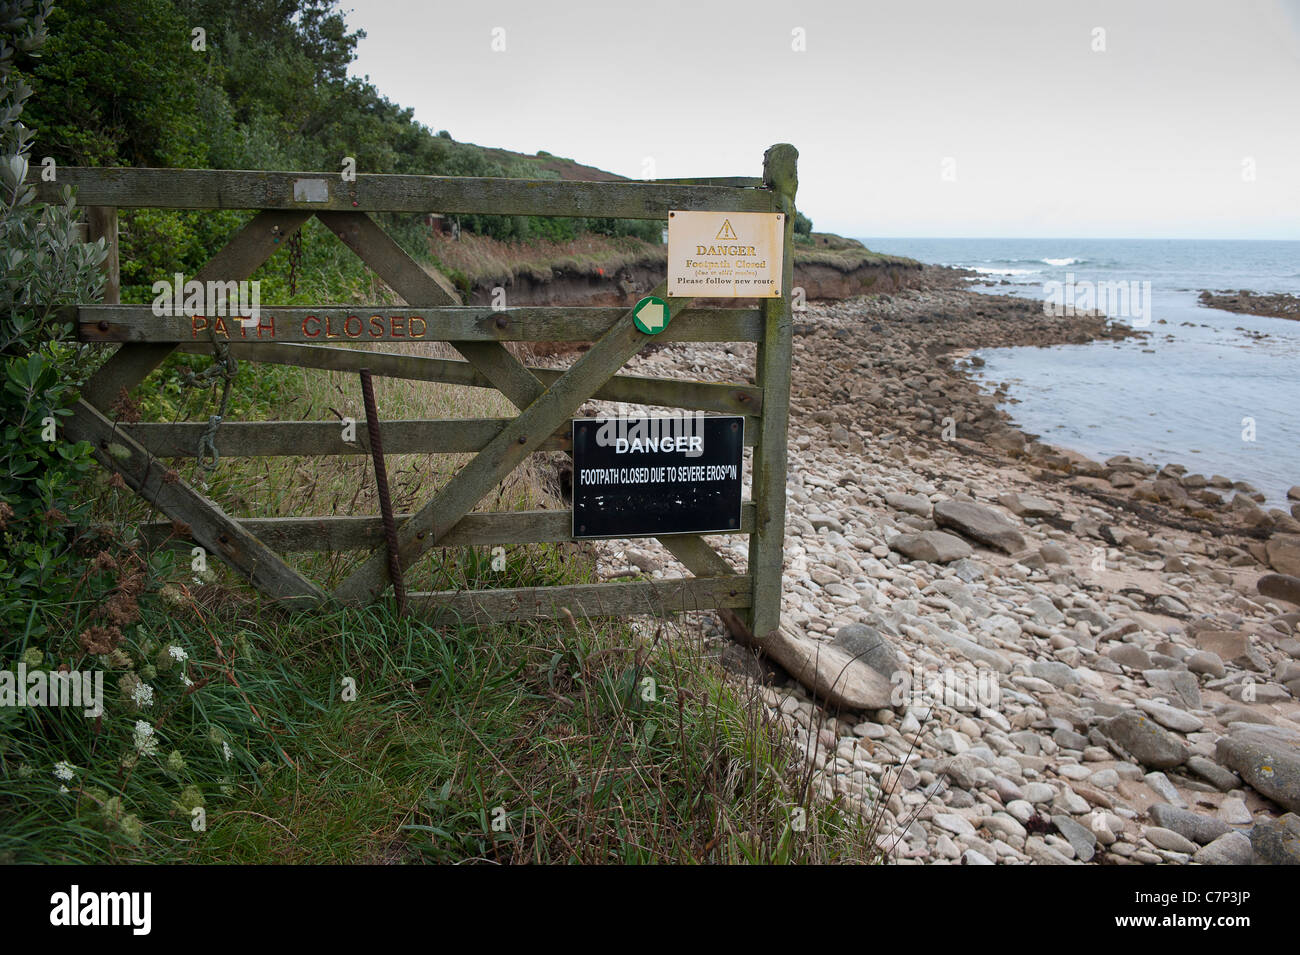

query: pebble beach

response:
[576,269,1300,865]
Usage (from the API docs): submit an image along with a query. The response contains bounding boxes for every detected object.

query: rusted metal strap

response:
[358,368,407,617]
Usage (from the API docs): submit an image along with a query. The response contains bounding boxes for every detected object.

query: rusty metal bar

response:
[358,368,407,617]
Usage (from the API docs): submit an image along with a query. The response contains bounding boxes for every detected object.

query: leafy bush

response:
[0,0,105,633]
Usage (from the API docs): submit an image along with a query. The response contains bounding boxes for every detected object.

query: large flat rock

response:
[1267,535,1300,577]
[933,500,1027,554]
[1103,710,1189,769]
[889,530,972,564]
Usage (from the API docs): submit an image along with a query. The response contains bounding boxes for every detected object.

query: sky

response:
[342,0,1300,239]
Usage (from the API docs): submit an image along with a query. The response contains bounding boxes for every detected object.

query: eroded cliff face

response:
[462,259,926,307]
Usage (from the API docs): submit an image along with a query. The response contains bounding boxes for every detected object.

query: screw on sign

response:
[632,295,670,335]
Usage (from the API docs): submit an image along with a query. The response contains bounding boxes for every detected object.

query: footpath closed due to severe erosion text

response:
[579,464,741,485]
[572,416,744,538]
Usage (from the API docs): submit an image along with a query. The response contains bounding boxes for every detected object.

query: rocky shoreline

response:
[574,267,1300,865]
[1198,289,1300,321]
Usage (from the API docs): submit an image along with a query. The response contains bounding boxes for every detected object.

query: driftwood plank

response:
[141,503,757,553]
[406,574,753,624]
[173,342,763,416]
[316,211,545,411]
[121,417,756,457]
[32,167,776,219]
[63,400,325,607]
[77,305,764,344]
[80,210,312,409]
[333,283,683,604]
[747,145,798,645]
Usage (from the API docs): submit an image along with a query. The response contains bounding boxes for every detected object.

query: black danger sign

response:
[572,416,744,539]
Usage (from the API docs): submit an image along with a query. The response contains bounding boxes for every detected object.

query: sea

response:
[857,238,1300,508]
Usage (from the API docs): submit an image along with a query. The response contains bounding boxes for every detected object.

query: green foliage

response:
[20,0,661,291]
[0,580,300,863]
[794,211,813,236]
[0,0,104,634]
[18,0,208,166]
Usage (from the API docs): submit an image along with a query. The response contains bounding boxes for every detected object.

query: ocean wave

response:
[1042,257,1084,266]
[966,265,1040,276]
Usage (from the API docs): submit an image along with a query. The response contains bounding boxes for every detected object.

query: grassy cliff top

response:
[794,233,922,271]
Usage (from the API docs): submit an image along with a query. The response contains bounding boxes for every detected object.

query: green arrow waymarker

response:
[632,295,670,335]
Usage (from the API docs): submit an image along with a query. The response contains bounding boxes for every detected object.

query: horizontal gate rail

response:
[120,418,759,457]
[173,342,764,417]
[32,167,776,218]
[406,574,753,624]
[140,503,757,553]
[73,305,765,344]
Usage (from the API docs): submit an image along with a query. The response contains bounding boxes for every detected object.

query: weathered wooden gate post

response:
[86,206,119,305]
[747,143,797,645]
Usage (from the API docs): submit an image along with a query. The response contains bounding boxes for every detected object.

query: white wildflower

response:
[131,682,154,708]
[221,741,232,762]
[168,645,188,662]
[52,761,76,782]
[132,720,159,757]
[180,672,193,687]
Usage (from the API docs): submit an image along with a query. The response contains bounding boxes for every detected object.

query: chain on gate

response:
[286,230,304,295]
[180,323,238,475]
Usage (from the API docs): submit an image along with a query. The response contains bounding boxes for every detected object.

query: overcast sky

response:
[344,0,1300,239]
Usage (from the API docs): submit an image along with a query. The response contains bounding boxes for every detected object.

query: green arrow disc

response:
[632,295,670,335]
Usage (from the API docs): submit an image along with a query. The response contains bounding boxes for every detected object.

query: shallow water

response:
[859,238,1300,508]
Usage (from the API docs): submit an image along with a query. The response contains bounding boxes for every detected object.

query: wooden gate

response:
[38,144,797,646]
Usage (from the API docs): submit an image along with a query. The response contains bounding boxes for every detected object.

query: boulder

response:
[997,493,1057,519]
[1193,831,1254,865]
[933,500,1028,554]
[1215,734,1300,813]
[1039,542,1070,565]
[884,491,932,517]
[1141,668,1201,708]
[1051,814,1097,862]
[1267,535,1300,577]
[1249,813,1300,864]
[1194,630,1268,672]
[832,624,903,680]
[888,530,972,564]
[1259,573,1300,607]
[1103,711,1189,769]
[1148,803,1230,845]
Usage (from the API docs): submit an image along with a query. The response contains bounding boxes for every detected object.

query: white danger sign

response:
[666,210,783,298]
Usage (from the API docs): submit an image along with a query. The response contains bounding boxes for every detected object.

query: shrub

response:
[0,0,105,633]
